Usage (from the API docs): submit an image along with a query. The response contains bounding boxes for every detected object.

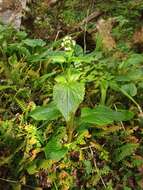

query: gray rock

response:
[0,0,27,29]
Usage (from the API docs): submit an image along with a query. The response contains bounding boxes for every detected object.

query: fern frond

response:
[14,97,27,112]
[114,143,139,162]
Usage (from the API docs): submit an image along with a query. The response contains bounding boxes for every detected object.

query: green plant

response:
[1,3,143,188]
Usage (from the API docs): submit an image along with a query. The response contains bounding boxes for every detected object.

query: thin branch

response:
[80,10,102,26]
[71,10,103,32]
[0,177,36,189]
[114,104,125,131]
[89,147,107,189]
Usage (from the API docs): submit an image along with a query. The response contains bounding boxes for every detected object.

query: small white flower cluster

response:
[61,36,76,51]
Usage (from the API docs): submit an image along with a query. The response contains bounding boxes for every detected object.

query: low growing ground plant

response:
[0,21,143,190]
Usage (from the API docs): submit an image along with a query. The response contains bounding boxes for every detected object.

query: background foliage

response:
[0,0,143,189]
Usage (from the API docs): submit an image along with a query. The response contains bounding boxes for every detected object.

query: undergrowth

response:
[0,2,143,189]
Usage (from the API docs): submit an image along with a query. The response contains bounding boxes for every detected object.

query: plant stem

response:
[67,114,75,143]
[114,104,125,131]
[120,88,142,114]
[0,177,35,189]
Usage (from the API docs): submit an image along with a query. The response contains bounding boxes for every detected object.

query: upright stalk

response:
[67,114,75,143]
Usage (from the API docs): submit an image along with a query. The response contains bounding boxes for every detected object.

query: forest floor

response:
[1,0,143,190]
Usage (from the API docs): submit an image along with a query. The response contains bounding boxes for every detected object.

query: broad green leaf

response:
[46,51,67,63]
[53,81,85,121]
[27,163,37,174]
[18,47,31,57]
[7,43,30,56]
[28,50,67,63]
[50,55,66,63]
[116,69,143,82]
[23,39,46,47]
[30,102,61,121]
[37,159,51,169]
[71,54,95,63]
[44,127,68,161]
[55,69,81,83]
[48,148,68,160]
[121,83,137,97]
[80,105,134,126]
[74,44,83,56]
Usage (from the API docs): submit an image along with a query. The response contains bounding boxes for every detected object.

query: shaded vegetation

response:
[1,0,143,189]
